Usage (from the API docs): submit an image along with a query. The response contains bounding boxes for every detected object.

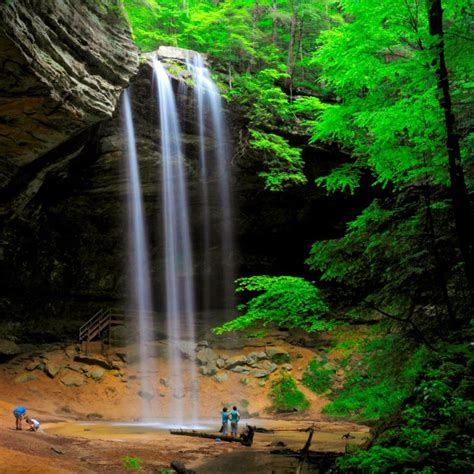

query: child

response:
[25,416,40,432]
[13,406,27,430]
[221,407,229,436]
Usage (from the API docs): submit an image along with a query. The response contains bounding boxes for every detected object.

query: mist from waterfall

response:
[121,89,155,418]
[152,57,198,424]
[186,53,235,317]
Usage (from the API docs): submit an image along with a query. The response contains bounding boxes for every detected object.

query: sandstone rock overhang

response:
[0,0,139,188]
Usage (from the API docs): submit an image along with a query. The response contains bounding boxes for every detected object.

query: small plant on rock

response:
[122,455,143,472]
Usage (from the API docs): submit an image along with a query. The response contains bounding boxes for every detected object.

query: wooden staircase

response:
[79,308,125,354]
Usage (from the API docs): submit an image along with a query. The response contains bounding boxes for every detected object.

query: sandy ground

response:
[0,336,370,473]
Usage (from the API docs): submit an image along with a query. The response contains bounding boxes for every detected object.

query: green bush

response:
[270,372,310,412]
[302,358,336,394]
[122,455,143,472]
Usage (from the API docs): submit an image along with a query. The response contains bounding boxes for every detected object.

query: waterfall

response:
[152,57,198,425]
[121,89,155,419]
[186,53,235,316]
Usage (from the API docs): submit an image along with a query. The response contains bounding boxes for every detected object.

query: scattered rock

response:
[213,373,228,383]
[179,341,198,359]
[88,367,105,380]
[60,371,85,387]
[258,380,266,387]
[256,360,277,373]
[74,355,112,370]
[231,366,250,374]
[281,363,293,371]
[266,347,291,364]
[199,362,217,376]
[224,355,247,369]
[252,370,270,378]
[64,345,78,360]
[138,390,154,401]
[196,348,218,366]
[45,363,60,378]
[295,352,304,359]
[160,378,169,387]
[15,372,36,383]
[173,392,185,399]
[25,361,40,371]
[51,447,65,455]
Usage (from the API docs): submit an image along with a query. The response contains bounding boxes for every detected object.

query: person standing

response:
[13,406,27,430]
[230,406,240,437]
[221,407,229,436]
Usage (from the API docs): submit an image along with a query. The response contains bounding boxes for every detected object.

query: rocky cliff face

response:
[0,0,139,189]
[0,38,371,339]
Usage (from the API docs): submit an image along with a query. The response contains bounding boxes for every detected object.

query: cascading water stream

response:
[186,54,235,315]
[121,89,155,419]
[152,57,198,424]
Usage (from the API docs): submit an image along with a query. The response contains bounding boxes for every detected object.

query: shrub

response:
[302,358,336,394]
[270,372,310,412]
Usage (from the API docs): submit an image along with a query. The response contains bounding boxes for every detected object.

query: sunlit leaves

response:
[213,276,331,334]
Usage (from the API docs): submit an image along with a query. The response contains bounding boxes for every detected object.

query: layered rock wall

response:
[0,0,139,188]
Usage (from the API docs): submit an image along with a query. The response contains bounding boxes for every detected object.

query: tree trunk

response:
[271,0,277,42]
[286,1,299,91]
[427,0,474,294]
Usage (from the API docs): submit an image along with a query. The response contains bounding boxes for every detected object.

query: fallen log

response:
[170,425,255,447]
[169,429,238,443]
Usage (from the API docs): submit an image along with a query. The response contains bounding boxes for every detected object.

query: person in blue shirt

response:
[230,406,240,437]
[13,406,27,430]
[221,407,229,436]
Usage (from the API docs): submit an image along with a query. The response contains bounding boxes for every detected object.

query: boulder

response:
[256,360,278,373]
[160,378,169,387]
[231,366,250,374]
[196,348,218,366]
[74,355,112,370]
[0,339,21,356]
[216,358,226,369]
[25,361,40,371]
[199,362,217,376]
[45,363,60,378]
[15,372,36,383]
[252,370,270,378]
[266,347,291,364]
[224,355,247,369]
[88,367,105,380]
[60,371,85,387]
[64,345,78,360]
[281,364,293,371]
[213,373,228,383]
[179,341,198,359]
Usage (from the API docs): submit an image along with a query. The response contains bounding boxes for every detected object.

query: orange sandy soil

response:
[0,336,369,473]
